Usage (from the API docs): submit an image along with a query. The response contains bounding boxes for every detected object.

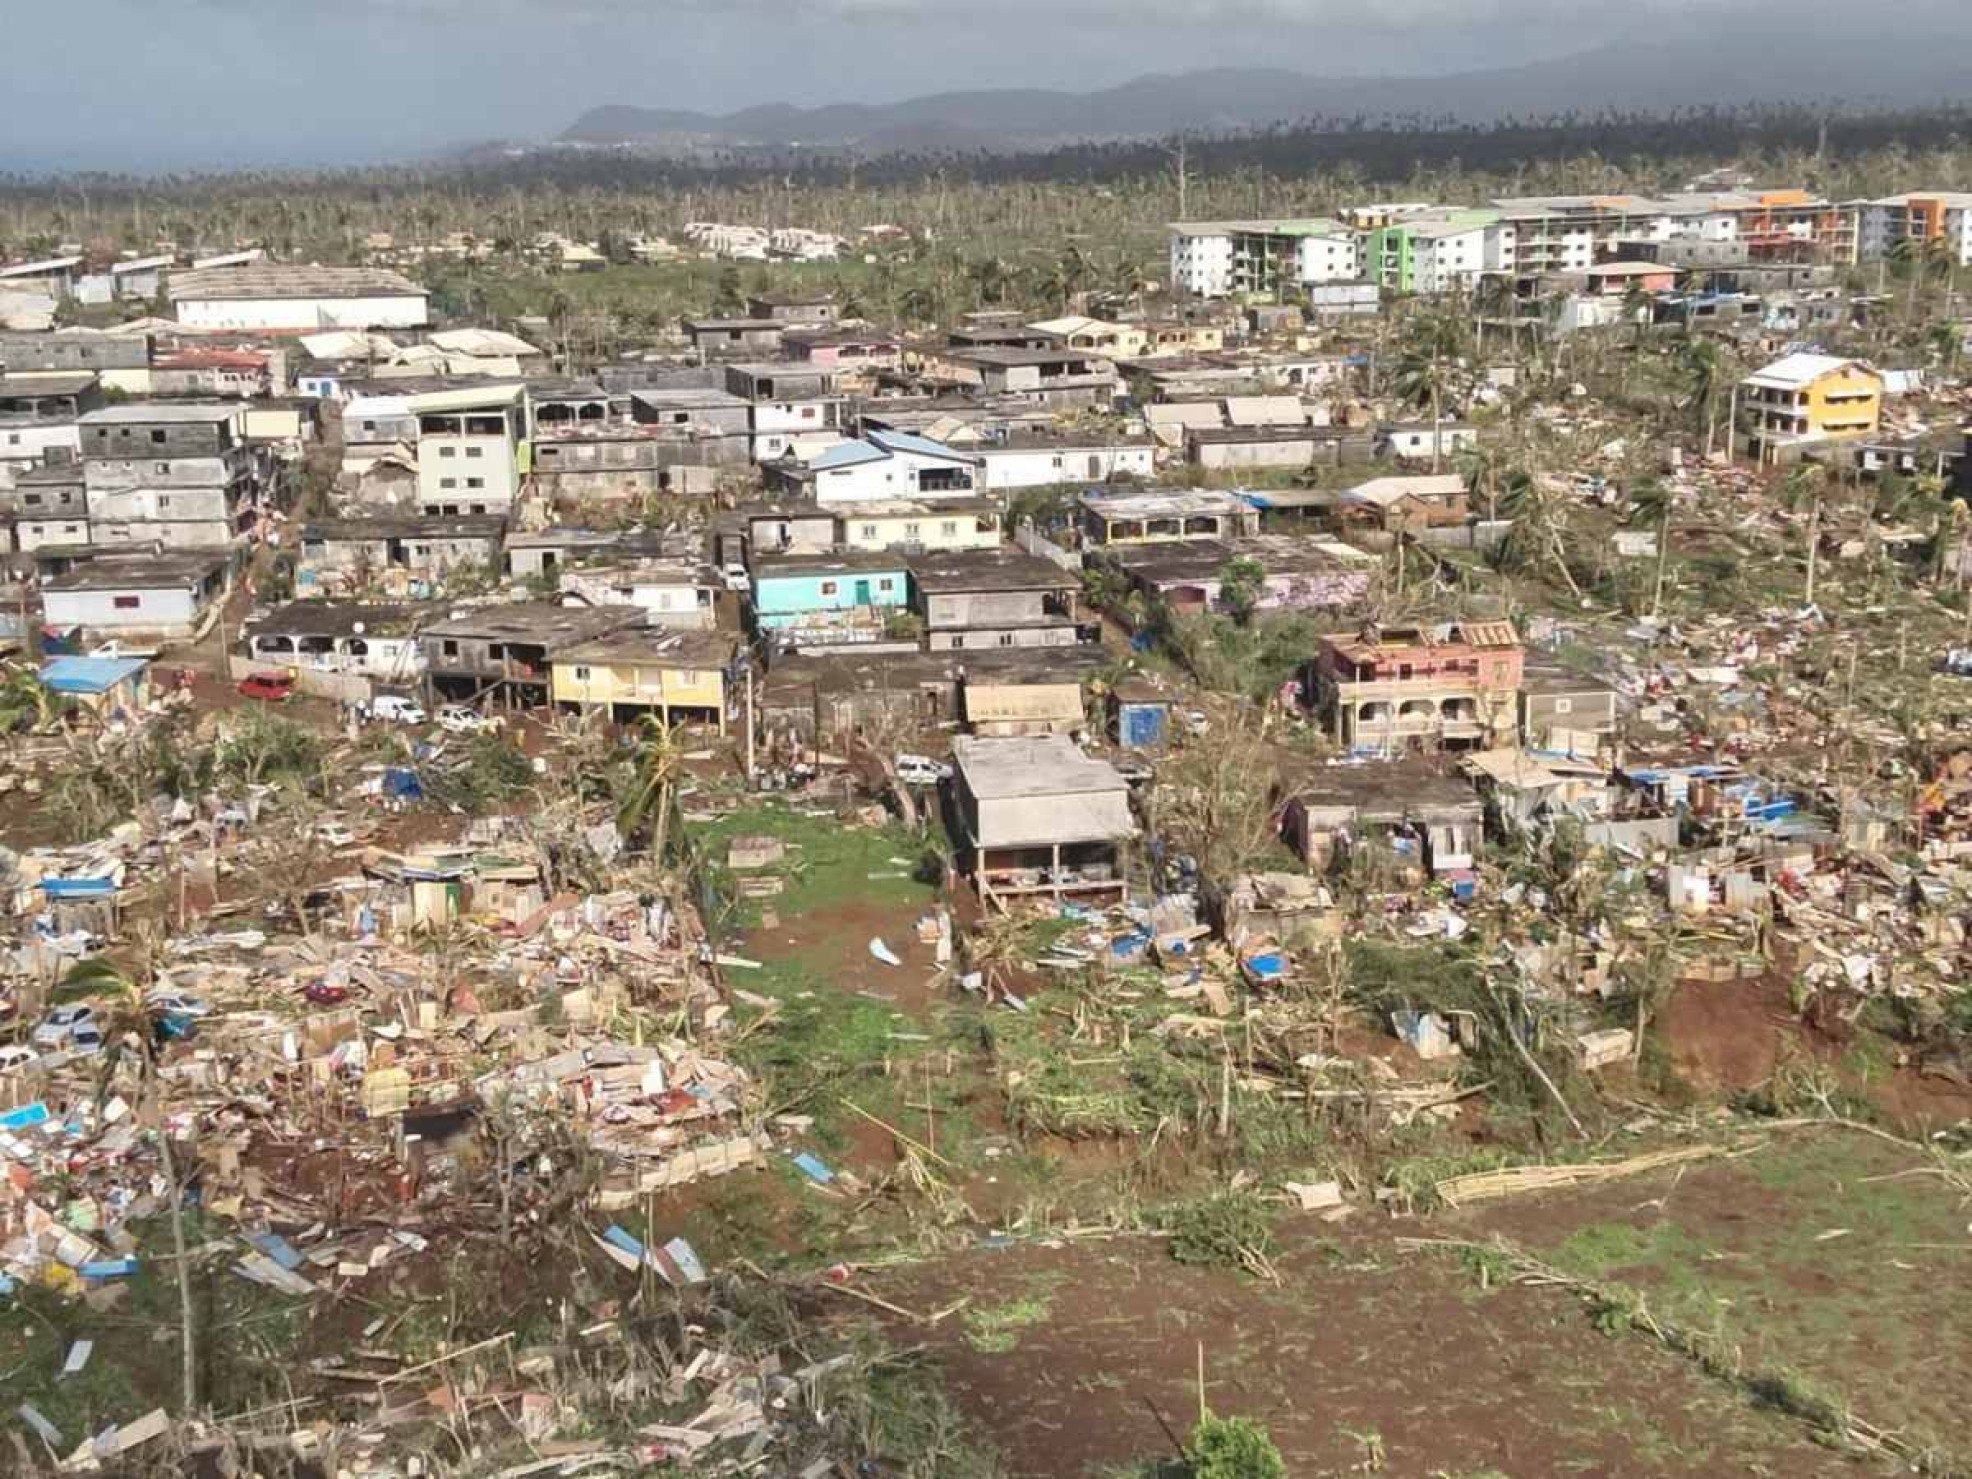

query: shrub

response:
[1189,1414,1286,1479]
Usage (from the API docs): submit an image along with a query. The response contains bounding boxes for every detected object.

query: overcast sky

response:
[1,0,1962,172]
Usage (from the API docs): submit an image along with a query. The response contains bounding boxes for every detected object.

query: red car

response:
[302,981,350,1007]
[238,673,295,703]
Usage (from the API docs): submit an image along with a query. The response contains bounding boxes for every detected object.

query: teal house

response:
[750,551,911,645]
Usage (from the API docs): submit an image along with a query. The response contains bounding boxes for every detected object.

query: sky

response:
[2,0,1964,173]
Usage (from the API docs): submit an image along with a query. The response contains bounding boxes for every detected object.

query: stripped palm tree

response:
[616,715,687,863]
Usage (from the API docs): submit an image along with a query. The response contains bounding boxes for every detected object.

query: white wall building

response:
[1169,219,1361,299]
[168,265,429,331]
[410,385,524,516]
[975,438,1157,491]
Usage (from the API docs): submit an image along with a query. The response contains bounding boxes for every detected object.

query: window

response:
[1553,697,1574,714]
[5,433,16,446]
[465,477,484,489]
[440,477,457,489]
[573,666,591,681]
[158,495,171,510]
[154,462,169,475]
[441,640,459,657]
[903,524,919,538]
[23,494,40,507]
[878,577,895,592]
[469,504,487,515]
[150,429,166,444]
[465,446,483,459]
[860,524,877,540]
[820,581,838,596]
[113,595,141,609]
[800,405,816,419]
[998,633,1015,646]
[362,420,377,433]
[941,521,957,536]
[63,524,79,535]
[439,446,457,458]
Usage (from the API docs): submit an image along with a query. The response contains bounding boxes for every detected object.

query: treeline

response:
[6,102,1972,270]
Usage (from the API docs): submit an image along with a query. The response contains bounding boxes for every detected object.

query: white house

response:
[41,549,234,640]
[559,560,717,629]
[975,436,1157,491]
[168,265,429,331]
[789,430,982,505]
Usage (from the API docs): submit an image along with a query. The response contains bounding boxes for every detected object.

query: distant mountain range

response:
[562,25,1972,156]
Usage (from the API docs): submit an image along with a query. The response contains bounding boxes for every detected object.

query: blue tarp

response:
[40,877,116,899]
[383,768,424,800]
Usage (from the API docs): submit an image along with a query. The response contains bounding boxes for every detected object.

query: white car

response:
[33,1003,98,1051]
[894,754,952,787]
[370,695,428,725]
[311,816,358,851]
[0,1045,39,1074]
[436,705,498,735]
[146,991,212,1019]
[722,563,751,592]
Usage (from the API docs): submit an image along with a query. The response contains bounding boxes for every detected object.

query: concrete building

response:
[749,551,910,648]
[909,548,1082,652]
[950,734,1135,910]
[1306,620,1524,755]
[242,601,436,686]
[1738,353,1883,464]
[558,559,718,629]
[421,603,644,706]
[835,499,1005,554]
[1365,211,1496,294]
[297,517,506,596]
[0,370,100,489]
[973,433,1156,491]
[79,403,259,547]
[412,384,525,515]
[168,265,429,331]
[551,628,741,728]
[774,429,979,505]
[1167,219,1361,299]
[1860,192,1972,267]
[40,547,234,640]
[5,463,90,549]
[1078,488,1258,546]
[1095,534,1375,617]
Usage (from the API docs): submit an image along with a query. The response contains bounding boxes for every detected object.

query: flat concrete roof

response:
[952,734,1128,801]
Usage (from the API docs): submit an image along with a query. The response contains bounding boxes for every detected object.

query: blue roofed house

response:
[768,429,982,505]
[38,654,151,721]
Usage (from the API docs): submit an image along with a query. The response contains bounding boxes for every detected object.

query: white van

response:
[370,694,428,725]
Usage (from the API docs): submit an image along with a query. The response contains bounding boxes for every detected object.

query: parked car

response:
[32,1003,97,1051]
[311,819,357,848]
[302,981,350,1007]
[370,694,428,725]
[145,990,211,1019]
[150,1011,199,1044]
[0,1044,39,1074]
[721,563,751,591]
[894,754,952,787]
[68,1022,105,1055]
[237,673,295,703]
[436,705,498,735]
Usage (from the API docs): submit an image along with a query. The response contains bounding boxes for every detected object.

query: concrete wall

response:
[924,590,1049,628]
[82,421,233,460]
[177,293,429,331]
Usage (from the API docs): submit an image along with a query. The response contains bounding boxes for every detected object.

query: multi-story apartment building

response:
[1168,219,1361,298]
[78,403,259,548]
[412,383,526,517]
[1365,211,1497,294]
[1306,620,1524,755]
[1859,192,1972,267]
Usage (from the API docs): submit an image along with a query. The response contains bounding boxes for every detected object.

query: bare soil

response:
[856,1226,1845,1478]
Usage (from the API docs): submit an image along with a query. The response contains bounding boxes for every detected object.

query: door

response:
[853,579,872,606]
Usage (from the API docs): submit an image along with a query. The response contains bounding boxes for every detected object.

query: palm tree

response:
[1392,310,1468,470]
[616,716,687,863]
[62,954,198,1414]
[1677,337,1727,457]
[1626,477,1674,618]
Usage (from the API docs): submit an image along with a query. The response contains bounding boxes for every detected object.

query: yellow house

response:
[1136,321,1226,357]
[836,499,1003,553]
[551,629,740,729]
[1028,316,1148,358]
[1740,353,1882,464]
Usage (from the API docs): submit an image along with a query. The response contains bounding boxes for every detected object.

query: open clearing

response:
[832,1124,1972,1477]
